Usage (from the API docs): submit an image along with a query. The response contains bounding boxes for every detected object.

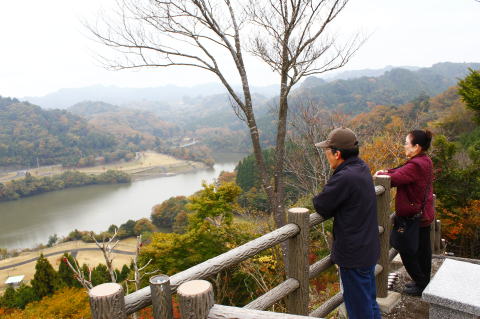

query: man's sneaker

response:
[403,285,423,296]
[405,281,416,288]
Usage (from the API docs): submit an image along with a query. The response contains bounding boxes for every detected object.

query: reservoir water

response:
[0,155,243,250]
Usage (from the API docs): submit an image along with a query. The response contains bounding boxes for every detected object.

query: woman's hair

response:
[408,129,433,151]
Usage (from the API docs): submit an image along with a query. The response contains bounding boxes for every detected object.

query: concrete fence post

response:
[89,283,127,319]
[178,280,214,319]
[374,176,391,298]
[286,207,310,315]
[150,274,173,319]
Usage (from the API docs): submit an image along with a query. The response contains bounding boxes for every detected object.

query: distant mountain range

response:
[290,62,480,114]
[23,83,280,110]
[320,65,421,81]
[2,61,478,166]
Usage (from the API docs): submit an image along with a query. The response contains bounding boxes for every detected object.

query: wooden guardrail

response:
[88,175,444,319]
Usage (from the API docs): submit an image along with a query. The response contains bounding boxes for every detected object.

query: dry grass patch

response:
[0,238,137,293]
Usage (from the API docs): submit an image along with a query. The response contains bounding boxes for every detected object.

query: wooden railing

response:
[88,175,444,319]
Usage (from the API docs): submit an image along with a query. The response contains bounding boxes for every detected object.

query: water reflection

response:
[0,160,240,249]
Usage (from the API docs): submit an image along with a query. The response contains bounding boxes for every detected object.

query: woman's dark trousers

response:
[399,225,432,288]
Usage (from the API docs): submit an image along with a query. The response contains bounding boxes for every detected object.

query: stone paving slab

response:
[422,259,480,316]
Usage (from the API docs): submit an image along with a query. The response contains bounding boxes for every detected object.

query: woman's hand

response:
[374,170,387,177]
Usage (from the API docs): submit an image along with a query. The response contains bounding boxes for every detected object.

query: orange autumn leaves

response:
[0,288,90,319]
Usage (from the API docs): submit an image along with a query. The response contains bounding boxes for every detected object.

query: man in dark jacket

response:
[313,127,381,319]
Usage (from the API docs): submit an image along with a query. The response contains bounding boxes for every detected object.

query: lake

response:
[0,154,244,250]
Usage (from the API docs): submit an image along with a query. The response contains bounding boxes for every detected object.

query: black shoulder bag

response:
[389,174,430,255]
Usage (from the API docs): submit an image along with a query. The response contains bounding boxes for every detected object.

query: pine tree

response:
[119,264,130,282]
[14,284,37,309]
[91,264,111,286]
[458,68,480,123]
[0,286,16,309]
[30,254,59,299]
[58,253,81,288]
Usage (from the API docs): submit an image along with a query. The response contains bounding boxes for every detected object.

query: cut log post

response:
[150,275,173,319]
[430,195,437,253]
[435,220,442,254]
[89,283,127,319]
[430,220,436,253]
[286,207,310,315]
[374,176,391,298]
[178,280,214,319]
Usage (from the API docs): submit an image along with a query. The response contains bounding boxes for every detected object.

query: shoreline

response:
[0,151,209,183]
[129,160,208,181]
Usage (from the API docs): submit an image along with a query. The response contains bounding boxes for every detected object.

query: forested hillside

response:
[292,62,480,114]
[69,101,180,149]
[0,98,118,168]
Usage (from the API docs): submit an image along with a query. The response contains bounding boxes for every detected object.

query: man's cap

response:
[315,127,359,149]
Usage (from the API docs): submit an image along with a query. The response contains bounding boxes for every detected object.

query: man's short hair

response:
[330,147,359,160]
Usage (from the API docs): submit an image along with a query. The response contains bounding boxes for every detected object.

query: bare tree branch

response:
[91,229,119,283]
[63,256,93,290]
[88,0,361,267]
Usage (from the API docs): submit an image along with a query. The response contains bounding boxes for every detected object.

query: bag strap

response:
[419,162,432,216]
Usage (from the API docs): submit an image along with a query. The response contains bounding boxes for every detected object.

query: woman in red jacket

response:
[375,129,434,296]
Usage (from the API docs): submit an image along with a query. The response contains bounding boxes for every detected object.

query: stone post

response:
[286,207,310,315]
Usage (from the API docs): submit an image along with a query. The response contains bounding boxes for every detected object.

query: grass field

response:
[0,238,137,293]
[0,151,206,183]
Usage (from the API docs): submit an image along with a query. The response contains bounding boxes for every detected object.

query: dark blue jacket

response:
[313,157,380,268]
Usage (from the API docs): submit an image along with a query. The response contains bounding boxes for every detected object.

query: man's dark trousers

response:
[340,265,382,319]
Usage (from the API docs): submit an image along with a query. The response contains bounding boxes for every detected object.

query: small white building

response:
[4,275,24,288]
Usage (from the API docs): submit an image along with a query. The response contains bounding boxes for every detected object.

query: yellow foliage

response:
[360,133,405,175]
[1,288,90,319]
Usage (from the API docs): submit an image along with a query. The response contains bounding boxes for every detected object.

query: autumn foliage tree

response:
[0,288,90,319]
[187,182,242,228]
[151,196,190,229]
[431,134,480,257]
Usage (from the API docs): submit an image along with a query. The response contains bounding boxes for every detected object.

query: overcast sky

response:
[0,0,479,98]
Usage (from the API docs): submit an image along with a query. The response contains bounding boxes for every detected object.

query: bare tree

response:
[126,235,158,293]
[88,0,360,239]
[246,0,361,228]
[285,103,343,196]
[91,230,120,283]
[63,256,93,290]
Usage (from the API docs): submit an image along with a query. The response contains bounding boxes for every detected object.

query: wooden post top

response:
[89,283,123,297]
[150,274,170,285]
[177,280,212,297]
[288,207,309,214]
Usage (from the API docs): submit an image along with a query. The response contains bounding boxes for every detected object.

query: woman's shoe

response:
[403,285,423,296]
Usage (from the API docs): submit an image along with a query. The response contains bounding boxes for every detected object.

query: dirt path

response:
[0,248,134,271]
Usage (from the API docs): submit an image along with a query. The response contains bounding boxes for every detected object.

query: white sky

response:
[0,0,479,98]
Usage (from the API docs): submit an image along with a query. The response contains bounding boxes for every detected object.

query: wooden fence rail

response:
[90,175,444,319]
[124,223,300,314]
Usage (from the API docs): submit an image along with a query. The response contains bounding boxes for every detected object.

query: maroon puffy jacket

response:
[378,153,434,227]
